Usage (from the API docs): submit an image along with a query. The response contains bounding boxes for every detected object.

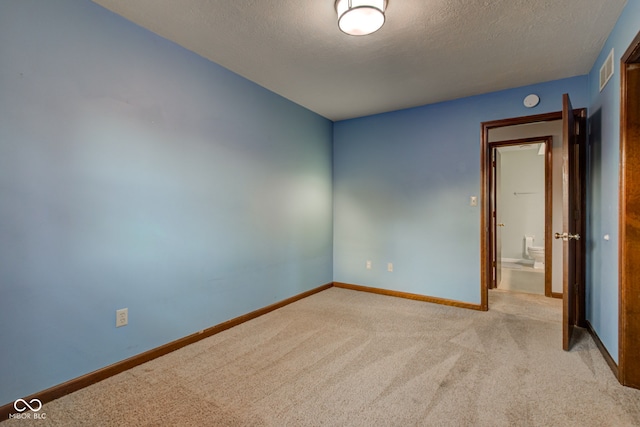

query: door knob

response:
[554,232,580,241]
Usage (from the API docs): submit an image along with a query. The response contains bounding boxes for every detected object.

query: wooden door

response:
[619,31,640,389]
[559,93,580,351]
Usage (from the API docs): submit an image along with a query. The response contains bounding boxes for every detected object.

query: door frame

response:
[619,30,640,389]
[489,136,553,297]
[480,110,586,312]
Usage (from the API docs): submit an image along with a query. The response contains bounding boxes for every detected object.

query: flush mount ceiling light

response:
[335,0,387,36]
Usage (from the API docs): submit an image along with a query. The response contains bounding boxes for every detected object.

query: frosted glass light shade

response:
[335,0,387,36]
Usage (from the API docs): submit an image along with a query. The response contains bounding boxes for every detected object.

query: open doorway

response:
[489,136,552,297]
[480,97,587,351]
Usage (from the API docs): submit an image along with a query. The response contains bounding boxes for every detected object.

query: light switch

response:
[470,196,478,207]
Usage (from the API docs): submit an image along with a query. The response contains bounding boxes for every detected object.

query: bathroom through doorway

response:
[490,136,552,297]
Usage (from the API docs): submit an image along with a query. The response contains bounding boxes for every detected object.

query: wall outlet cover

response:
[116,308,128,327]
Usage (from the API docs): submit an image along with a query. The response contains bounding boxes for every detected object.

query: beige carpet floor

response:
[7,288,640,426]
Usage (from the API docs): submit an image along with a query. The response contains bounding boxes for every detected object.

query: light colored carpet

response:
[7,288,640,426]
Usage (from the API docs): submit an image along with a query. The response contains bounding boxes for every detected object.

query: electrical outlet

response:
[116,308,128,327]
[366,260,372,270]
[387,262,393,272]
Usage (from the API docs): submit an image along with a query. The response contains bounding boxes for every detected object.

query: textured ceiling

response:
[90,0,627,121]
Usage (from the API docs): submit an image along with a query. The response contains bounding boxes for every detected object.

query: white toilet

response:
[527,246,545,269]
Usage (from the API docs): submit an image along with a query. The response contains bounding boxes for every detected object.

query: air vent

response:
[599,48,614,92]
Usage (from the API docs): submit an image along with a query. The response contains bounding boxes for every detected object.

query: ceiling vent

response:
[599,48,614,92]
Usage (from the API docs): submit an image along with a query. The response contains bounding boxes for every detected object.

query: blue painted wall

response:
[586,0,640,363]
[333,77,587,304]
[0,0,333,405]
[1,0,634,408]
